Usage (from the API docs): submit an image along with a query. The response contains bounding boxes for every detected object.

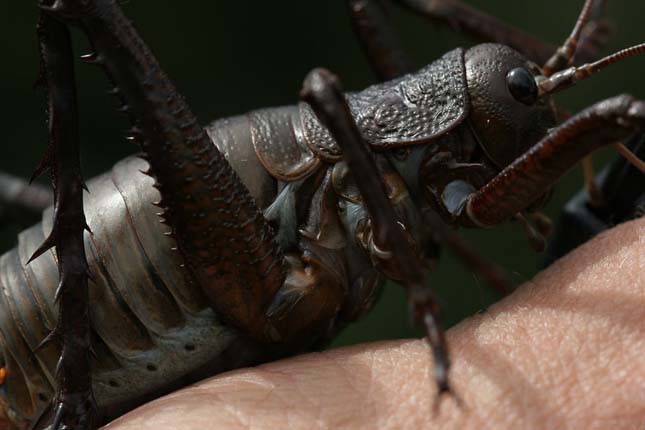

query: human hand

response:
[104,217,645,430]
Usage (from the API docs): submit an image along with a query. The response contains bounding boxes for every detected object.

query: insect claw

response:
[431,382,465,416]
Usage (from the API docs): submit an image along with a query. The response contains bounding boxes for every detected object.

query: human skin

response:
[104,217,644,430]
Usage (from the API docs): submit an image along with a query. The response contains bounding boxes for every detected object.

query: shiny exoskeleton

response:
[0,0,643,429]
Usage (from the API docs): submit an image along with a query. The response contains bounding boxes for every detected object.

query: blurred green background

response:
[1,1,643,347]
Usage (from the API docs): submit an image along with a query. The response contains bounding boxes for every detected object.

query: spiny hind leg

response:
[29,9,96,430]
[38,0,288,341]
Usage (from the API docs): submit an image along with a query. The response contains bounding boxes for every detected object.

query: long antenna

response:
[543,0,596,75]
[537,42,645,96]
[579,43,645,76]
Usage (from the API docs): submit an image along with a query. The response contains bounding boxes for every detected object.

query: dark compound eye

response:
[506,67,539,106]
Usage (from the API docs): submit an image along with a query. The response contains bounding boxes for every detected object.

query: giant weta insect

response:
[1,0,644,429]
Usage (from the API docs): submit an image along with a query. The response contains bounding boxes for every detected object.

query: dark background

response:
[1,1,643,346]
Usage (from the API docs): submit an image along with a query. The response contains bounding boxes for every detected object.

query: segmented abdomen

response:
[0,157,269,428]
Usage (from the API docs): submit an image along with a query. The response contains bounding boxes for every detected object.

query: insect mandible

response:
[0,1,644,429]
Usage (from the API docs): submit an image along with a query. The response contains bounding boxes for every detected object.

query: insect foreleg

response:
[30,11,96,430]
[454,95,645,228]
[0,172,53,228]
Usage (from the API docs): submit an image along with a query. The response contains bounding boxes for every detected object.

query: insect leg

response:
[391,0,609,65]
[30,11,96,430]
[301,68,454,401]
[38,0,285,340]
[347,0,414,80]
[0,172,52,227]
[453,95,645,228]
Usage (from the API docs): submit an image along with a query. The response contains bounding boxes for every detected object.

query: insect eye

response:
[506,67,538,106]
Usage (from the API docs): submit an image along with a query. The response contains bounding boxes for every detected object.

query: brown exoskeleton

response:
[0,0,644,429]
